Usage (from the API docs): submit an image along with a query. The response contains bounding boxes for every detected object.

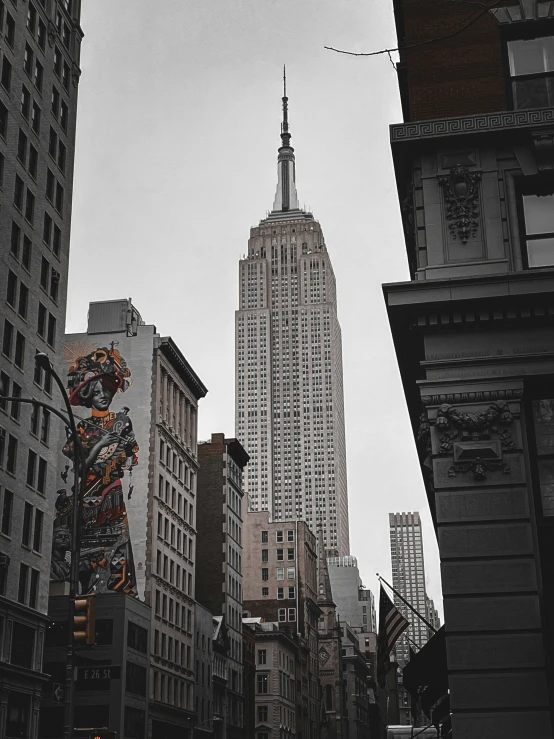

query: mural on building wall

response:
[50,343,139,596]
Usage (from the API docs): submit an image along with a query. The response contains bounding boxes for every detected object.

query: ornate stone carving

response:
[72,64,81,88]
[435,401,515,481]
[319,647,330,665]
[439,166,481,243]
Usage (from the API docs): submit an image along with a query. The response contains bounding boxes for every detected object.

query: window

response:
[31,102,40,134]
[277,587,284,599]
[287,608,296,622]
[261,567,268,581]
[287,567,295,579]
[47,313,56,347]
[18,284,28,320]
[288,587,295,599]
[26,451,37,487]
[262,587,269,596]
[40,408,50,443]
[33,509,43,552]
[1,56,11,92]
[521,183,554,268]
[38,19,46,50]
[21,86,30,120]
[6,434,17,474]
[6,270,17,307]
[18,129,28,165]
[27,569,39,609]
[25,189,35,224]
[261,530,268,543]
[22,503,33,547]
[15,331,25,368]
[276,549,284,561]
[1,489,13,535]
[10,383,20,421]
[2,319,13,357]
[37,457,47,494]
[10,222,20,257]
[287,529,295,541]
[14,176,24,210]
[28,146,38,179]
[60,100,68,131]
[0,99,6,137]
[18,563,29,603]
[258,649,267,665]
[261,549,268,562]
[37,303,46,337]
[278,608,286,622]
[508,37,554,110]
[276,567,284,580]
[257,674,268,694]
[287,548,295,560]
[46,169,54,201]
[33,60,43,92]
[257,705,268,722]
[22,237,31,271]
[6,13,15,48]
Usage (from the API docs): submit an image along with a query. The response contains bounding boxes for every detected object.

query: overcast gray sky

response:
[67,0,443,619]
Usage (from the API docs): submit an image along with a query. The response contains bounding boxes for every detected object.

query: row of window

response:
[261,547,295,562]
[153,588,193,634]
[261,528,295,543]
[260,586,295,599]
[153,627,192,669]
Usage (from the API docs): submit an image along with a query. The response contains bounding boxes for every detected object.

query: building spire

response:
[272,66,299,213]
[281,65,291,149]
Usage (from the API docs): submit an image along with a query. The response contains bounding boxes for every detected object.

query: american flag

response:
[377,584,409,687]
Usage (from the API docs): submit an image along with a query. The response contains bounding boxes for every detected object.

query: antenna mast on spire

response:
[281,64,291,148]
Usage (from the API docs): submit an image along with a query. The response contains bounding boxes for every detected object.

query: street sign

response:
[74,665,121,681]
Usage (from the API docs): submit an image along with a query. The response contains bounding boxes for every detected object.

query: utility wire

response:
[324,0,499,59]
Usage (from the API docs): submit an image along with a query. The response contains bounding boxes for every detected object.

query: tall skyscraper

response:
[235,75,349,553]
[0,2,83,736]
[389,512,429,667]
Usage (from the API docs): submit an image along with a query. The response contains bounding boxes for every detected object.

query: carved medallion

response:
[319,648,330,665]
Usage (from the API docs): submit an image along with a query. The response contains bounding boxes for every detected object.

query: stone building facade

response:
[196,433,249,739]
[0,1,83,736]
[384,1,554,736]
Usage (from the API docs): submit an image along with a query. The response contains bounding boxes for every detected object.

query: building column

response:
[421,377,552,738]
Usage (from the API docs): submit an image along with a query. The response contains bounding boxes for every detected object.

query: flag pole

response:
[377,573,437,634]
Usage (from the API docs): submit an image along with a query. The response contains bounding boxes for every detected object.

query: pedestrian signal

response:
[73,593,96,645]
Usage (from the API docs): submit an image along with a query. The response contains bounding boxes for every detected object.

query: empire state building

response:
[235,76,349,554]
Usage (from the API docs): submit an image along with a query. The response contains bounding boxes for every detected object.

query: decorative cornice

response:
[152,574,195,605]
[489,1,554,24]
[390,108,554,143]
[421,389,523,405]
[156,495,196,536]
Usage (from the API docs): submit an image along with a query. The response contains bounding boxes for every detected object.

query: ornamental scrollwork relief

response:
[438,165,481,243]
[434,401,515,481]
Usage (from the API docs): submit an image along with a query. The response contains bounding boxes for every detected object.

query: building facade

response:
[195,603,214,737]
[326,555,376,633]
[243,512,321,738]
[40,593,151,739]
[389,512,429,667]
[235,81,349,554]
[196,433,249,739]
[384,1,554,736]
[341,622,371,739]
[0,1,83,736]
[63,299,207,738]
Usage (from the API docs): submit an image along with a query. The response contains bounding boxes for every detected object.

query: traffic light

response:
[88,732,116,739]
[73,593,96,645]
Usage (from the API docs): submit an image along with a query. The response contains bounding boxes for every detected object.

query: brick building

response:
[243,512,322,738]
[0,1,83,736]
[385,0,554,736]
[196,433,249,739]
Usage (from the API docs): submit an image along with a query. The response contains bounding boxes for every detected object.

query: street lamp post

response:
[35,352,87,739]
[1,352,86,739]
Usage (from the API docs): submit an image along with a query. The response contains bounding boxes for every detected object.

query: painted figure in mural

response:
[52,344,139,596]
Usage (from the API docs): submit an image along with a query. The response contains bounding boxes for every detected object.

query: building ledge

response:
[390,106,554,145]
